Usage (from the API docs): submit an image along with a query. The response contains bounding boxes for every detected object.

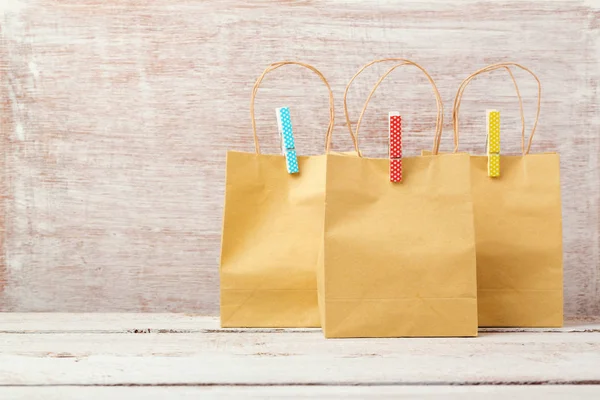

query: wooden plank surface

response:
[1,313,599,333]
[3,386,600,400]
[0,0,599,315]
[1,314,599,388]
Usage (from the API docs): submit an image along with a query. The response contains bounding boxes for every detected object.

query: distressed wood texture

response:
[5,387,600,400]
[0,0,599,313]
[0,314,599,390]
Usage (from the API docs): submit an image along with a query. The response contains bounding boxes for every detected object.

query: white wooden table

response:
[1,314,599,399]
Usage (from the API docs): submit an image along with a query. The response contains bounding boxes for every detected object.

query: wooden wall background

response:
[0,0,598,315]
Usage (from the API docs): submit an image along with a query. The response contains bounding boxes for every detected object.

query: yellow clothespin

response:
[487,110,500,177]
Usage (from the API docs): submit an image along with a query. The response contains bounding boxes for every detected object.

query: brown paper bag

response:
[425,63,563,327]
[220,61,344,328]
[317,59,479,338]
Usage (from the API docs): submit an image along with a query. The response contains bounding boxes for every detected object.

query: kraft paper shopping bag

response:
[220,61,343,328]
[444,63,563,327]
[317,59,479,338]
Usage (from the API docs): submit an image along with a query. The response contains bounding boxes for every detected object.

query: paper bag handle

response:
[450,62,541,155]
[250,61,335,154]
[343,58,444,156]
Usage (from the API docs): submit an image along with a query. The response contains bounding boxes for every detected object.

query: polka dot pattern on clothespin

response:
[487,110,500,178]
[286,149,299,174]
[488,154,500,177]
[389,112,402,182]
[276,107,299,174]
[390,159,402,182]
[278,107,296,151]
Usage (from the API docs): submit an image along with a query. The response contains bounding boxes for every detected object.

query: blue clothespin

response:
[276,107,299,174]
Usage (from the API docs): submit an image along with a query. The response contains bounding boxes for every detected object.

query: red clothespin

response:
[389,112,402,182]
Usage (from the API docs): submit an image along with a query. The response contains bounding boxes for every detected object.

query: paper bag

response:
[317,59,479,338]
[426,62,563,327]
[220,61,341,328]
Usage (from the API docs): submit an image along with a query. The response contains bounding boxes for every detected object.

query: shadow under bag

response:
[220,61,340,328]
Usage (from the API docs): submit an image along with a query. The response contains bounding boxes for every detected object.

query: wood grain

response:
[0,0,598,314]
[1,317,598,399]
[4,387,600,400]
[2,312,598,332]
[1,314,600,387]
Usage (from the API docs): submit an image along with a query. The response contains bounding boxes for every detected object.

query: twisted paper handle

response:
[250,61,335,154]
[449,62,541,155]
[343,58,443,156]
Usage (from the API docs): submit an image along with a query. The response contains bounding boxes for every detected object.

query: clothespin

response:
[389,112,402,182]
[487,110,500,177]
[276,107,299,174]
